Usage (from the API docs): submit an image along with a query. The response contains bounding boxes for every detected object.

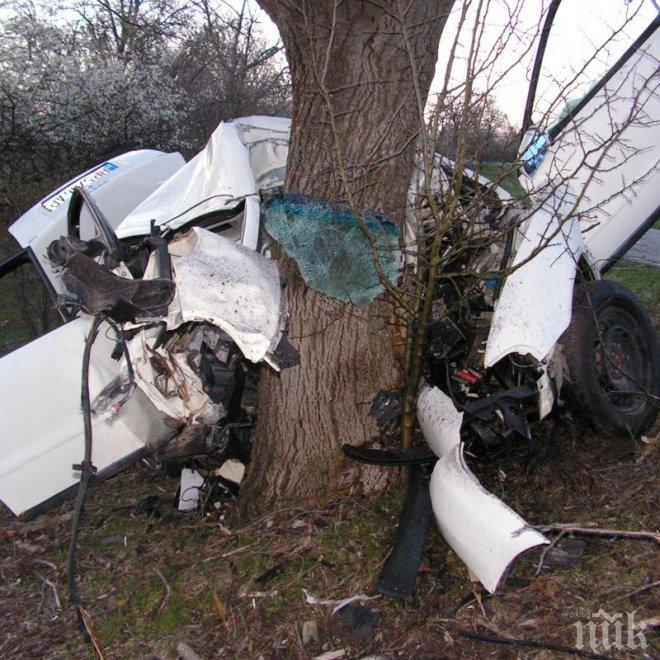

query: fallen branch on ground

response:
[155,569,171,615]
[79,607,105,659]
[520,523,660,546]
[455,628,610,659]
[605,579,660,603]
[41,577,61,610]
[13,512,74,535]
[536,529,567,574]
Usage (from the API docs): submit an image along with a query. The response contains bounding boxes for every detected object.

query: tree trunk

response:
[241,0,452,514]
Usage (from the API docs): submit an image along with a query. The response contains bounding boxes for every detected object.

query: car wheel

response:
[559,280,658,436]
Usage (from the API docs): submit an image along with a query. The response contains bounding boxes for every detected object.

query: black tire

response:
[559,280,658,437]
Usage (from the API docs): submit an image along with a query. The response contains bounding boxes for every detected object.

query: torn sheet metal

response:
[0,222,287,516]
[263,192,400,308]
[484,189,584,368]
[417,386,548,593]
[233,116,290,190]
[116,117,290,240]
[162,227,286,364]
[126,324,223,428]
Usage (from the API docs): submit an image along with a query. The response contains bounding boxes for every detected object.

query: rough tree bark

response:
[240,0,453,513]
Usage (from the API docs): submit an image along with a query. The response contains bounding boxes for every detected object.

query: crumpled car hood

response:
[116,116,291,239]
[162,227,287,364]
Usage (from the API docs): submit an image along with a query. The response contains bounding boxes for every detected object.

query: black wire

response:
[163,192,235,225]
[455,629,609,660]
[56,296,135,385]
[66,311,136,641]
[67,313,102,638]
[104,316,135,383]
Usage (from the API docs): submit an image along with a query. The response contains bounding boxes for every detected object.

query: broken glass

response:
[263,192,400,308]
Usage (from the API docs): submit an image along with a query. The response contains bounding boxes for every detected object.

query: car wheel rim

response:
[594,307,649,415]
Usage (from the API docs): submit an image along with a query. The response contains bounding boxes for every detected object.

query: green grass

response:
[480,161,528,200]
[608,260,660,312]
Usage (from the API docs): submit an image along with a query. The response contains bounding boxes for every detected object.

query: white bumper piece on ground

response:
[417,386,548,593]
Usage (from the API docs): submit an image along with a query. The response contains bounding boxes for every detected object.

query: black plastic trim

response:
[376,465,432,600]
[342,444,436,466]
[26,245,60,305]
[0,249,30,278]
[600,205,660,273]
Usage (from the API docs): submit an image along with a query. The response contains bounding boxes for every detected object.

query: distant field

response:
[480,161,528,200]
[609,259,660,315]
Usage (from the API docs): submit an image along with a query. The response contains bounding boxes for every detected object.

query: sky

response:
[238,0,658,127]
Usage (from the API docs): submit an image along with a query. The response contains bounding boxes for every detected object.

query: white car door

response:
[0,152,185,516]
[0,316,173,516]
[521,10,660,271]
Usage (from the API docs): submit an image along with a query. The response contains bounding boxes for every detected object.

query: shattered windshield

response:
[263,192,400,308]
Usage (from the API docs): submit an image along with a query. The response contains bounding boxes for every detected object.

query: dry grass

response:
[1,415,657,658]
[1,269,657,658]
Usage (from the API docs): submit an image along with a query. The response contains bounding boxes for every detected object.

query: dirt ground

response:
[1,412,657,659]
[1,263,658,659]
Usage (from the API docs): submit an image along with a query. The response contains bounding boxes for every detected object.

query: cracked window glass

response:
[263,192,400,308]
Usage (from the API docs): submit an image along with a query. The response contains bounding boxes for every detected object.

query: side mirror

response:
[519,128,550,177]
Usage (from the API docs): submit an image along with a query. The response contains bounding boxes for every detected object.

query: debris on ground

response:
[176,641,204,660]
[313,650,345,660]
[301,619,319,646]
[337,604,380,639]
[541,537,586,568]
[1,420,658,657]
[303,589,380,614]
[178,469,205,512]
[254,562,288,586]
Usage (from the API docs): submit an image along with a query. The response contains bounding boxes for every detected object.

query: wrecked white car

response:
[410,9,660,594]
[0,11,658,603]
[0,116,294,518]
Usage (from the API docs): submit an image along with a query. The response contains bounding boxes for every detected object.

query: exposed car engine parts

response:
[45,186,298,633]
[0,69,657,621]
